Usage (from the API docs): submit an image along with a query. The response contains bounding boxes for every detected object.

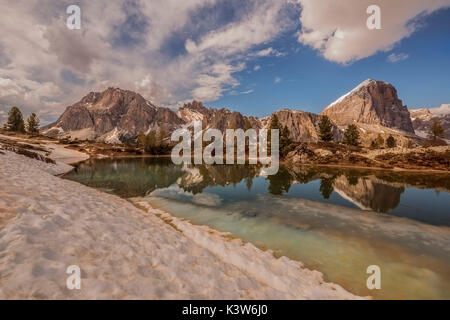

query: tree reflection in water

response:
[65,157,448,215]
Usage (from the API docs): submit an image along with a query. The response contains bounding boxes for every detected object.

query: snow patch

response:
[104,128,122,144]
[325,79,377,110]
[177,109,204,122]
[415,130,429,139]
[42,126,64,135]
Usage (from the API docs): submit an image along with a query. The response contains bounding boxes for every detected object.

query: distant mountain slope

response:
[410,105,450,140]
[177,101,260,132]
[321,79,414,133]
[260,109,341,142]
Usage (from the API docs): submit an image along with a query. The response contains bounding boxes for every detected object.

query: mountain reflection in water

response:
[65,157,450,226]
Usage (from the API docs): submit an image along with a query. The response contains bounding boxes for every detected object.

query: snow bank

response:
[0,133,89,166]
[0,150,362,299]
[134,200,364,300]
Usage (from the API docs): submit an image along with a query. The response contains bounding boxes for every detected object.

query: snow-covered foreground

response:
[0,150,361,299]
[0,133,89,166]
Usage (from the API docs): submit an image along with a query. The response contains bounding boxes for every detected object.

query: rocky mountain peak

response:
[79,91,100,104]
[43,87,181,142]
[181,101,209,114]
[322,79,414,133]
[177,100,212,123]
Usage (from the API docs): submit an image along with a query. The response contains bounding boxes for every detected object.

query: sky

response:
[0,0,449,124]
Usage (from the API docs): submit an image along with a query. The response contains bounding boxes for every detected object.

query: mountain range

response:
[410,105,450,140]
[43,80,448,146]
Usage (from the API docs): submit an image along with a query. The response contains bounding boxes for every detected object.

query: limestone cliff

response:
[322,79,414,133]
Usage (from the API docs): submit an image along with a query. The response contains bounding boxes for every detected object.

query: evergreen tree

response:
[158,124,166,146]
[375,134,384,148]
[318,115,333,142]
[245,177,253,192]
[267,168,292,195]
[5,106,25,132]
[137,132,147,149]
[430,118,445,141]
[269,114,280,131]
[266,115,293,157]
[343,124,360,146]
[26,113,40,134]
[346,175,359,186]
[147,131,157,153]
[371,134,385,149]
[280,125,292,157]
[267,114,281,154]
[406,139,414,149]
[386,135,396,148]
[319,177,334,199]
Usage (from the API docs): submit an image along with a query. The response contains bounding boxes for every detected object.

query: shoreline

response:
[284,162,450,175]
[76,153,450,175]
[4,131,444,175]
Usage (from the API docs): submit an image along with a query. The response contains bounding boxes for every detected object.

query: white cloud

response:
[253,65,261,71]
[0,78,23,97]
[387,53,410,63]
[241,89,254,94]
[297,0,450,64]
[192,63,245,101]
[430,104,450,115]
[183,0,295,101]
[274,77,282,83]
[192,193,222,207]
[150,185,222,207]
[253,47,284,57]
[185,1,292,57]
[0,0,296,121]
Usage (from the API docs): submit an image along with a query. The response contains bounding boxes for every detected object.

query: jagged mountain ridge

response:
[177,101,261,132]
[44,89,332,143]
[260,109,341,142]
[44,79,424,145]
